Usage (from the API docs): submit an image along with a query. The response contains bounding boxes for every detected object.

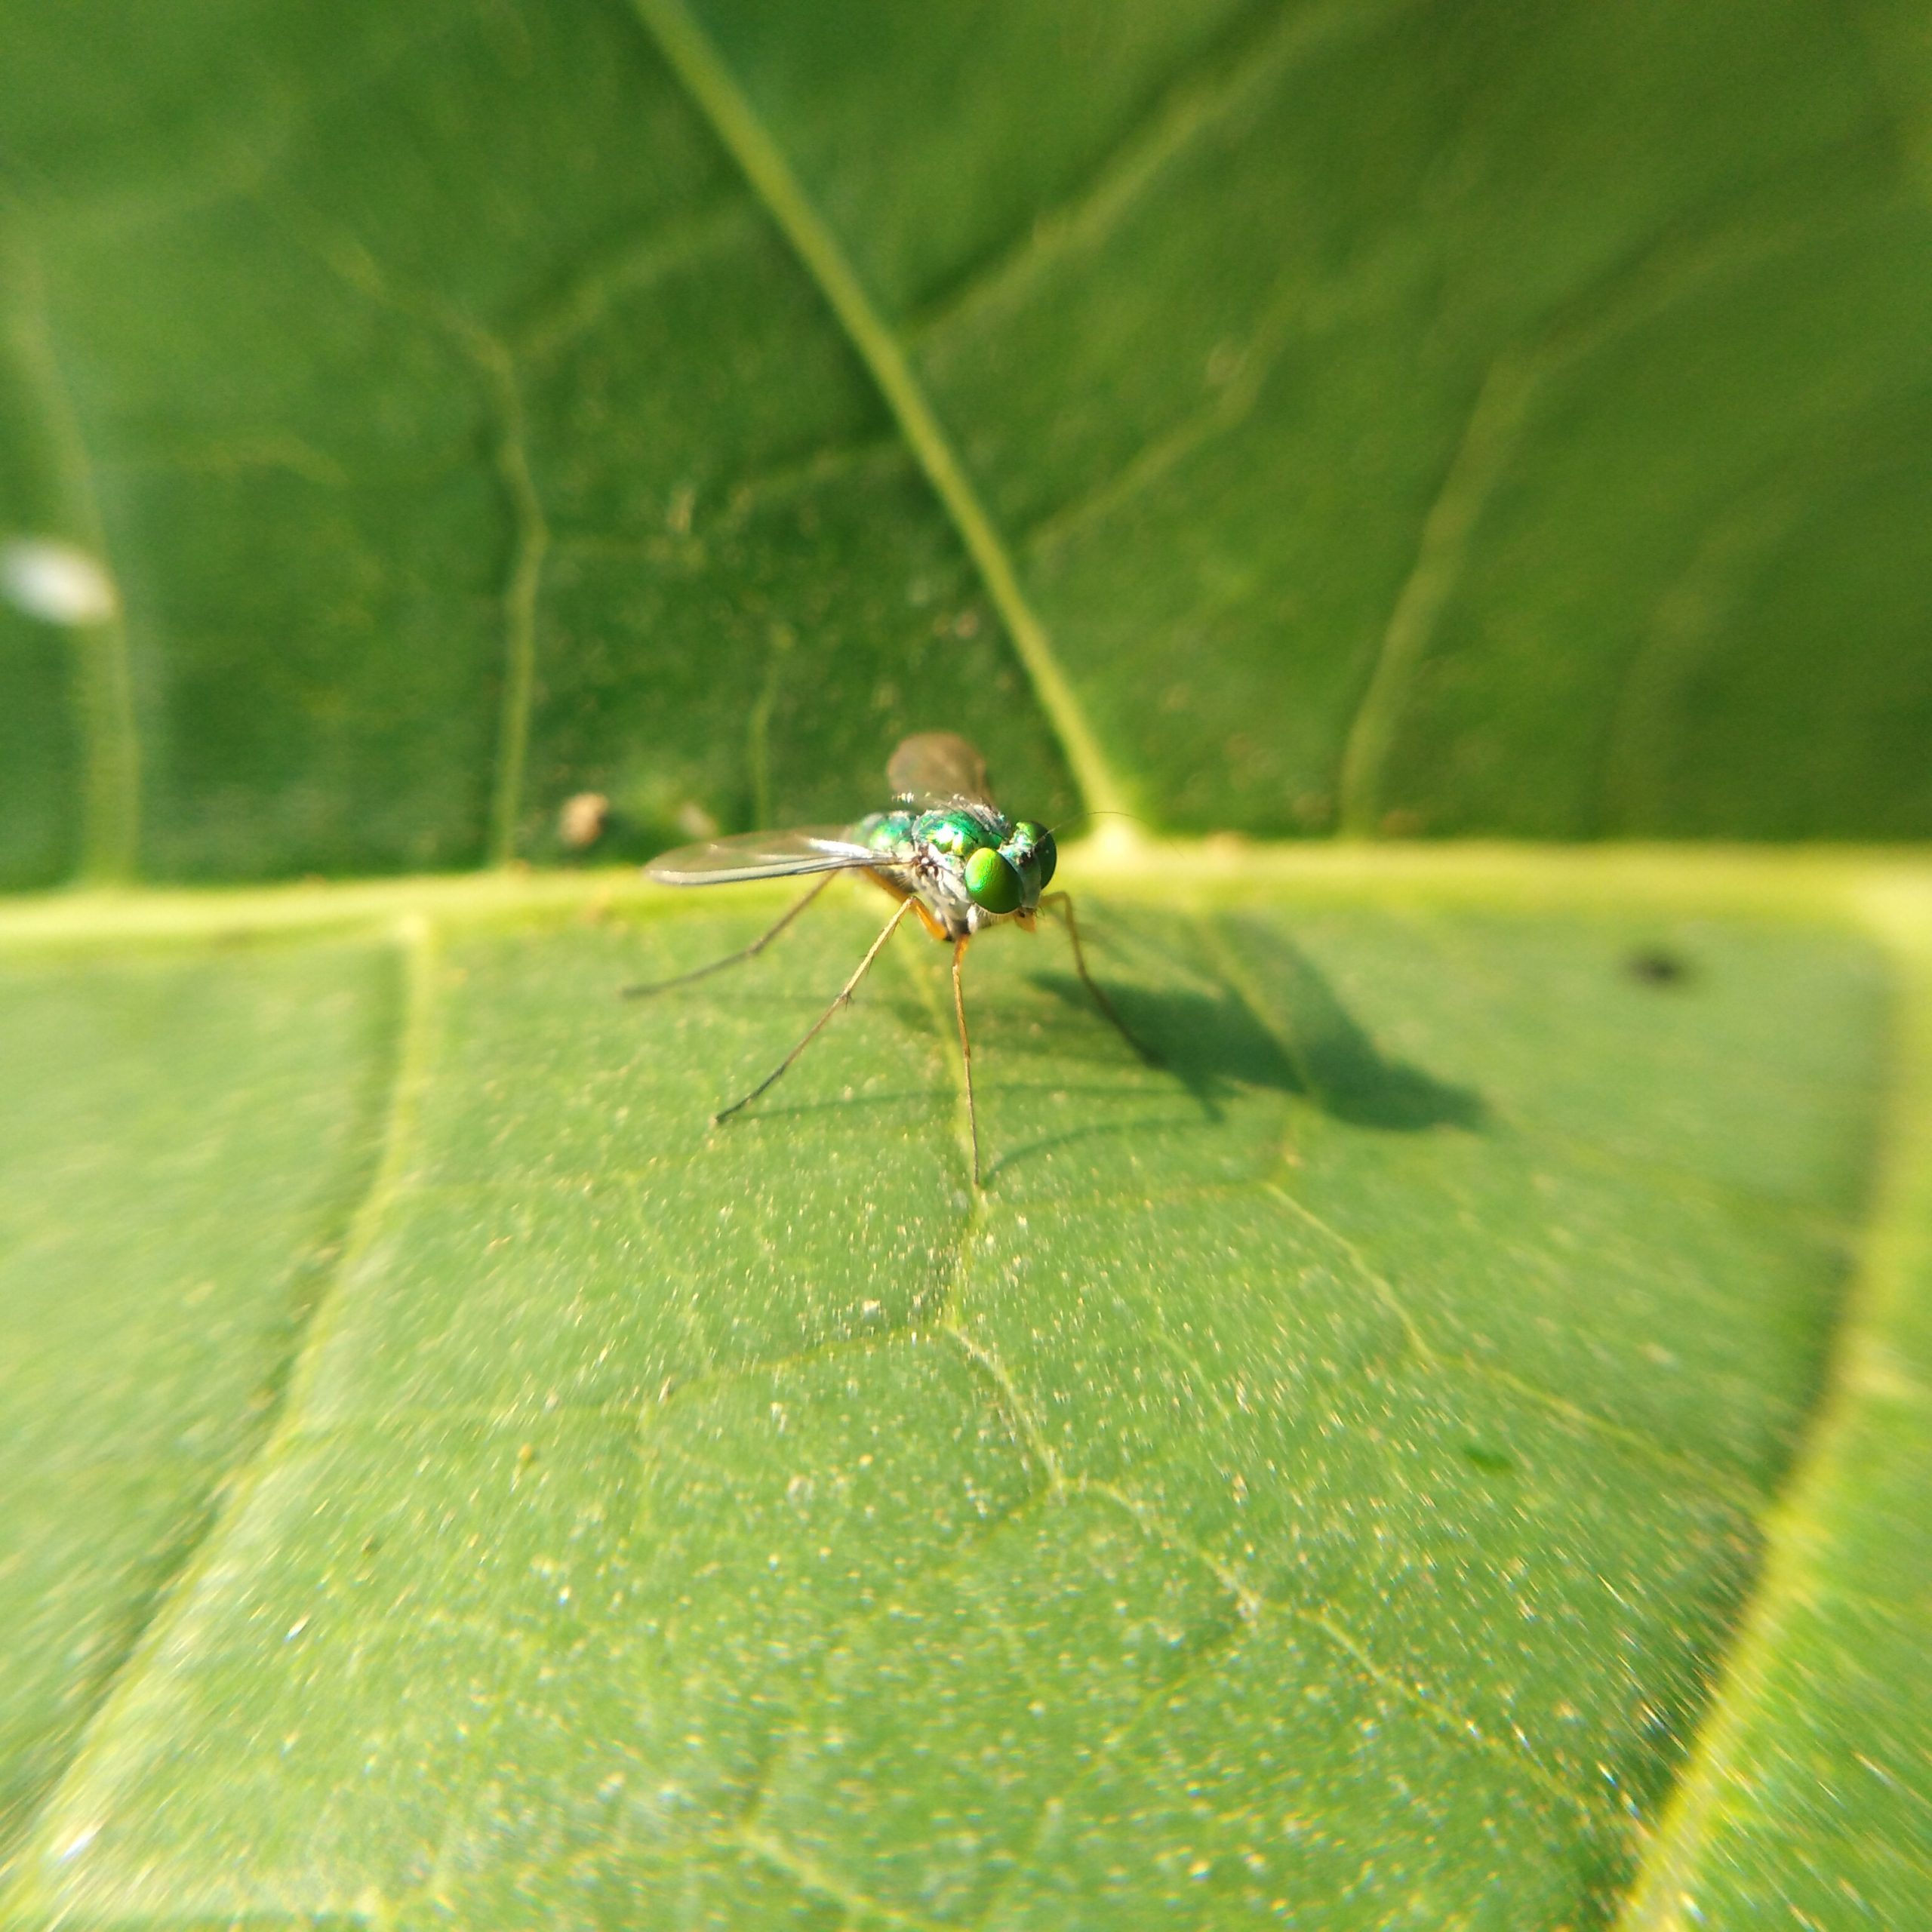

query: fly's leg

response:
[712,897,915,1126]
[951,935,982,1189]
[1040,890,1160,1066]
[623,874,834,999]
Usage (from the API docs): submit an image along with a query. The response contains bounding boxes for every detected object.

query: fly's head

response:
[962,819,1057,924]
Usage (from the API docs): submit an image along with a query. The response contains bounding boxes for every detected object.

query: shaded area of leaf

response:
[700,0,1932,837]
[4,2,1932,883]
[1029,914,1485,1132]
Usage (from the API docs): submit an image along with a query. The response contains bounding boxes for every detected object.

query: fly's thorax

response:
[908,805,1008,856]
[848,807,971,936]
[909,807,1007,933]
[852,803,1055,935]
[855,809,920,862]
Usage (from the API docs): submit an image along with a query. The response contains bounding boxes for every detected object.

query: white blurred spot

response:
[2,537,118,626]
[56,1824,99,1862]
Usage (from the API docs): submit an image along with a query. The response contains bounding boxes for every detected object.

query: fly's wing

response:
[645,826,879,886]
[887,731,995,809]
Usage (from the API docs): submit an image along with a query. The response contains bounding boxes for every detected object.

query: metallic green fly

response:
[629,732,1149,1185]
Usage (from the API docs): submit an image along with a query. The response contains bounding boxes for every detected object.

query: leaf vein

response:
[1614,892,1932,1926]
[0,919,439,1906]
[269,206,551,867]
[1334,192,1847,837]
[623,0,1133,826]
[734,1820,955,1931]
[911,0,1423,357]
[512,197,760,365]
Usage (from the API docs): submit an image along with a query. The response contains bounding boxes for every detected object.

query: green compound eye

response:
[1024,826,1057,891]
[964,845,1023,915]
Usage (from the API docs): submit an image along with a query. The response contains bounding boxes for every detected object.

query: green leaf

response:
[1,856,1927,1926]
[4,4,1929,1924]
[3,0,1931,887]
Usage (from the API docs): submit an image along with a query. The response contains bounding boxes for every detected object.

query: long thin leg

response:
[951,935,981,1189]
[712,897,915,1126]
[1040,890,1159,1065]
[623,874,833,999]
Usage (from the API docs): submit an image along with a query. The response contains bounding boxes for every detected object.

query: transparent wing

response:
[887,731,995,808]
[645,826,880,886]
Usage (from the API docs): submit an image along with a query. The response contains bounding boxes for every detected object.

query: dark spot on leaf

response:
[1626,947,1693,987]
[1463,1445,1515,1475]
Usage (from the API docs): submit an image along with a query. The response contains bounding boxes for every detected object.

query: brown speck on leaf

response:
[558,792,610,849]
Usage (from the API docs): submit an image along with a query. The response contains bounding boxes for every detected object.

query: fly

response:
[627,732,1151,1186]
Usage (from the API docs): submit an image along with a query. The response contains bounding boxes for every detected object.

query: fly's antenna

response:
[1046,808,1148,840]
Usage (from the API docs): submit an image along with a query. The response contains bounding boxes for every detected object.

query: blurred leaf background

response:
[2,2,1930,1928]
[5,0,1931,884]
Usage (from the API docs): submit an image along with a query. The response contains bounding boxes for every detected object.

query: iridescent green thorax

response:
[853,804,1057,937]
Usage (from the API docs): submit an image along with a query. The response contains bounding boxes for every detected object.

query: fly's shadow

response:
[1030,909,1483,1133]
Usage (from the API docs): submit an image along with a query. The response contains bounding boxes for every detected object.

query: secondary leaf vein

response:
[911,0,1423,356]
[1614,890,1932,1927]
[0,919,438,1904]
[270,206,552,868]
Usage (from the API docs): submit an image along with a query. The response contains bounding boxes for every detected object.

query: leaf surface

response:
[0,856,1925,1927]
[3,2,1930,1921]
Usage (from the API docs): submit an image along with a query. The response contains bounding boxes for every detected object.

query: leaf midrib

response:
[0,844,1919,950]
